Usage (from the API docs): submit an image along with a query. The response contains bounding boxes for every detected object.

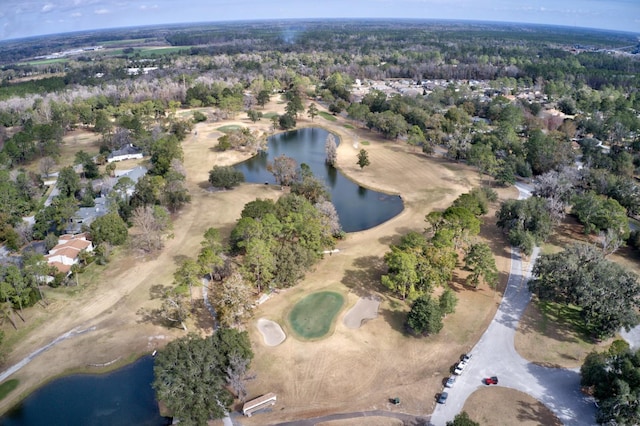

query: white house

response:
[45,233,93,275]
[107,144,144,163]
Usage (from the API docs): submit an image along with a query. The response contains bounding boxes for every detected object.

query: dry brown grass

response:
[464,387,562,426]
[0,98,519,422]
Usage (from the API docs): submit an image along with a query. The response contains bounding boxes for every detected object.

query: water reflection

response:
[235,127,403,232]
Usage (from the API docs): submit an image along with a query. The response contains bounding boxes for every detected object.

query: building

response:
[107,144,144,163]
[65,196,110,234]
[45,233,93,274]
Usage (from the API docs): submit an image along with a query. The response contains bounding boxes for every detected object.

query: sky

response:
[0,0,638,41]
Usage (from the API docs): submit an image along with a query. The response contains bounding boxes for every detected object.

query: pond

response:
[234,127,404,232]
[1,356,170,426]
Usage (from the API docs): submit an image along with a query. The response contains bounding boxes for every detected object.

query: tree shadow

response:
[191,298,215,332]
[173,254,190,265]
[341,255,386,298]
[378,302,409,334]
[517,400,563,426]
[149,284,166,300]
[136,306,170,327]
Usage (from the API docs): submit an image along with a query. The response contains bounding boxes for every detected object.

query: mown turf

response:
[0,380,19,401]
[289,291,344,339]
[216,125,244,133]
[319,111,337,122]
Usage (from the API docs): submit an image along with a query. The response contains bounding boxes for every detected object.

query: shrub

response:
[208,166,245,189]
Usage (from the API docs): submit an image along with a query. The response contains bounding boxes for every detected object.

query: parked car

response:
[445,376,456,388]
[484,376,499,385]
[454,361,467,375]
[437,392,449,404]
[461,353,472,363]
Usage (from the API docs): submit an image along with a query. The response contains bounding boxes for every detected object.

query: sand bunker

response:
[257,318,286,346]
[343,296,380,329]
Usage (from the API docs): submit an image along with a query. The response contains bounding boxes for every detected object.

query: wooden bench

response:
[242,392,277,417]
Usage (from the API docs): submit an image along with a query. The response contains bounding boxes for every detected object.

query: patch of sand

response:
[257,318,286,347]
[343,296,380,329]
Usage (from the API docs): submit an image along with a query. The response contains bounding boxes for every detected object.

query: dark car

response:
[484,376,499,385]
[437,392,449,404]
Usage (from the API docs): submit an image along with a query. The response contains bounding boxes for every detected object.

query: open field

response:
[463,387,562,426]
[0,98,543,424]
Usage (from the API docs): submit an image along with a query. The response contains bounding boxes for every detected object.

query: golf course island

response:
[288,291,345,339]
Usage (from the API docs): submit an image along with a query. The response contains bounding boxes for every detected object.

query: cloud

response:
[71,12,82,18]
[94,8,110,15]
[42,3,55,13]
[139,4,159,10]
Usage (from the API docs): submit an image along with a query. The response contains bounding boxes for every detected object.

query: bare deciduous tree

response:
[226,353,255,402]
[131,205,172,252]
[39,156,56,177]
[325,134,337,166]
[267,154,297,186]
[210,271,253,328]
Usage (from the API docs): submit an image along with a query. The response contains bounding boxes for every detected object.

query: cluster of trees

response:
[497,163,634,256]
[529,243,640,338]
[581,340,640,425]
[380,187,498,335]
[231,193,336,289]
[153,329,253,424]
[163,162,340,330]
[215,127,267,153]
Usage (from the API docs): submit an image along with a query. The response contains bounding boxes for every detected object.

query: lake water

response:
[235,127,404,232]
[1,356,170,426]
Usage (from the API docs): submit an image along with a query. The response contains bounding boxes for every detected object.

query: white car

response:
[454,361,467,375]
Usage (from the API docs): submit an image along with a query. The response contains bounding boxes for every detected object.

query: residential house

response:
[65,196,110,234]
[45,233,93,274]
[68,166,148,233]
[107,144,144,163]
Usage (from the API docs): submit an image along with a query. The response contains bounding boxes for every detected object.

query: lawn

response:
[319,111,337,122]
[216,125,244,133]
[0,380,19,401]
[360,141,371,146]
[342,124,355,129]
[288,291,345,339]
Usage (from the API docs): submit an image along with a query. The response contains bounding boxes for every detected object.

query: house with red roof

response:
[45,233,93,275]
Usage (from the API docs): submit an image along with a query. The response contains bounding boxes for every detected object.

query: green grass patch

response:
[319,111,337,122]
[216,125,244,133]
[538,301,592,340]
[289,291,344,339]
[18,58,69,66]
[262,112,278,119]
[360,141,370,146]
[101,38,148,46]
[0,379,19,401]
[137,47,191,56]
[342,124,354,129]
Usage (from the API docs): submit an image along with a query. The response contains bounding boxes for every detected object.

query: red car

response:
[484,376,499,385]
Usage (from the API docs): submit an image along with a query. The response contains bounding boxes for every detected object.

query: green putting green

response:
[289,291,345,339]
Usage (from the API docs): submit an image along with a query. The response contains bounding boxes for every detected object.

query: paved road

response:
[430,184,596,426]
